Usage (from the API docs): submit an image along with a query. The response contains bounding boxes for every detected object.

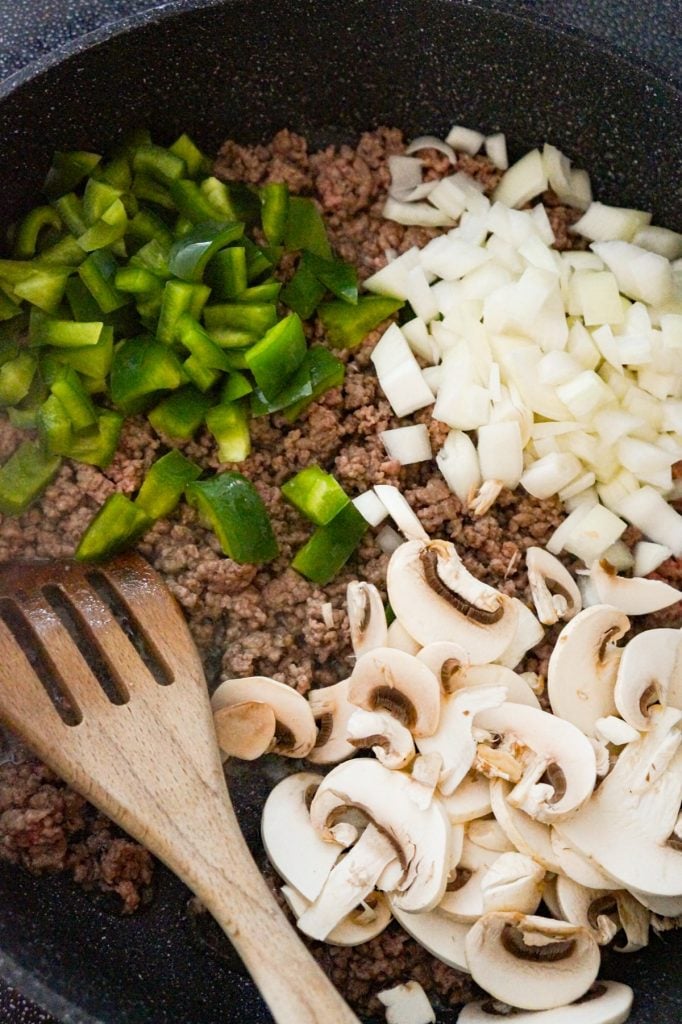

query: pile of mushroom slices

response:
[210,531,682,1022]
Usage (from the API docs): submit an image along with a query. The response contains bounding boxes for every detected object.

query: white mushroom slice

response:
[261,773,343,901]
[495,598,545,669]
[527,547,582,625]
[389,900,470,971]
[439,836,503,922]
[554,876,650,952]
[387,539,519,663]
[467,818,516,853]
[614,627,682,731]
[556,706,682,897]
[456,980,634,1023]
[373,484,429,542]
[281,884,392,946]
[377,981,435,1024]
[476,704,597,821]
[309,758,452,913]
[490,779,562,874]
[416,640,471,691]
[426,657,541,709]
[590,558,681,614]
[464,912,601,1011]
[386,617,422,655]
[417,685,508,795]
[296,822,398,940]
[480,852,545,915]
[594,716,640,747]
[549,831,620,891]
[348,647,441,738]
[630,889,682,916]
[347,581,388,657]
[211,676,317,758]
[547,605,630,737]
[441,774,492,824]
[346,708,415,769]
[307,677,357,765]
[213,700,276,760]
[407,752,443,810]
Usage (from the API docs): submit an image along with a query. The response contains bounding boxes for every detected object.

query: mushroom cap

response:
[213,700,276,760]
[306,677,357,765]
[309,758,452,913]
[590,558,681,615]
[211,675,317,758]
[347,580,388,658]
[348,647,441,738]
[547,605,630,737]
[480,852,545,916]
[261,772,343,902]
[555,876,650,952]
[456,980,634,1023]
[416,640,471,691]
[281,884,392,946]
[346,707,415,769]
[495,598,545,670]
[387,540,519,663]
[386,617,422,655]
[490,779,562,874]
[441,774,492,824]
[418,653,541,709]
[464,912,601,1011]
[388,900,470,972]
[527,546,582,625]
[614,627,682,731]
[549,831,619,891]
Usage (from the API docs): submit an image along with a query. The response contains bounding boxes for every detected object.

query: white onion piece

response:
[521,452,582,499]
[556,370,613,419]
[373,484,429,542]
[364,247,421,299]
[383,196,455,228]
[353,490,389,527]
[493,149,547,209]
[571,202,651,243]
[571,270,624,326]
[563,504,627,563]
[445,125,485,155]
[542,143,572,196]
[592,240,674,308]
[376,524,404,555]
[406,265,439,323]
[477,421,523,488]
[380,425,433,465]
[567,168,593,210]
[484,132,508,170]
[616,486,682,556]
[546,502,594,555]
[633,540,673,577]
[371,324,435,417]
[436,430,481,504]
[661,314,682,350]
[633,225,682,261]
[405,135,457,162]
[419,235,491,281]
[388,155,424,199]
[402,317,439,364]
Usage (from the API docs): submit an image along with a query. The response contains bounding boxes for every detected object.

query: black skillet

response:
[0,1,680,1021]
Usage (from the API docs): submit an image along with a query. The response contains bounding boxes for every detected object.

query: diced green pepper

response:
[78,250,128,313]
[0,292,21,322]
[135,449,201,520]
[292,501,368,584]
[40,234,88,267]
[282,345,345,421]
[29,309,103,348]
[67,410,124,467]
[245,312,306,400]
[168,220,244,283]
[199,177,236,220]
[75,492,152,561]
[182,354,220,392]
[284,196,332,259]
[110,335,185,413]
[260,182,289,245]
[249,359,313,417]
[282,466,350,526]
[170,179,221,224]
[148,385,212,440]
[206,246,248,300]
[13,206,63,259]
[78,197,128,252]
[175,313,231,371]
[132,144,186,185]
[43,150,101,200]
[156,280,211,344]
[0,440,61,515]
[0,352,36,406]
[53,194,87,237]
[206,402,251,463]
[37,393,73,454]
[186,472,278,563]
[14,268,70,314]
[281,257,326,319]
[169,133,209,179]
[50,324,114,380]
[130,239,170,278]
[203,302,277,335]
[221,370,253,402]
[205,326,257,350]
[317,294,403,348]
[243,236,276,281]
[114,266,161,294]
[82,178,123,225]
[305,252,358,304]
[50,366,97,430]
[95,154,133,192]
[127,208,174,251]
[131,173,175,210]
[236,279,282,303]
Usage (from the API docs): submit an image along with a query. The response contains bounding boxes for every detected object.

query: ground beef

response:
[1,126,678,1015]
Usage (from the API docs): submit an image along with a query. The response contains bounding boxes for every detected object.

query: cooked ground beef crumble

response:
[0,127,679,1018]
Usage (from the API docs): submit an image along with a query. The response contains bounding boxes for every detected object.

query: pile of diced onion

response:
[361,125,682,569]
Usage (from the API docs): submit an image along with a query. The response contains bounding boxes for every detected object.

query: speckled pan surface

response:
[0,2,679,1023]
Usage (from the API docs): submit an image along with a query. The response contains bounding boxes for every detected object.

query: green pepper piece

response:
[29,309,103,348]
[130,239,170,278]
[203,302,277,335]
[249,360,313,417]
[206,246,248,301]
[0,260,50,284]
[318,294,403,349]
[53,194,87,237]
[206,402,251,463]
[132,144,186,186]
[284,197,332,259]
[245,312,306,401]
[168,221,244,283]
[281,466,350,526]
[148,385,212,440]
[0,439,61,515]
[260,183,289,246]
[82,178,123,224]
[131,173,176,210]
[114,266,161,294]
[8,406,40,429]
[280,258,326,319]
[14,268,70,314]
[40,234,88,267]
[282,345,345,422]
[95,154,133,192]
[236,279,282,304]
[37,393,73,454]
[175,313,232,371]
[75,492,152,562]
[157,280,211,345]
[221,370,253,403]
[304,252,358,305]
[50,366,97,430]
[78,250,128,313]
[0,352,36,407]
[13,206,63,259]
[135,449,201,520]
[127,209,174,251]
[292,501,368,585]
[205,326,257,350]
[182,354,220,392]
[0,293,21,322]
[51,324,114,380]
[67,410,124,467]
[110,335,185,413]
[242,237,275,282]
[199,177,235,219]
[43,151,101,200]
[186,472,278,564]
[170,180,222,224]
[78,198,128,252]
[169,133,209,178]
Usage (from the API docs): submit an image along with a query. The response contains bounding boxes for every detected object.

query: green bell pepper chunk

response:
[216,348,251,370]
[8,406,40,429]
[148,385,212,440]
[50,366,98,430]
[156,280,211,345]
[131,173,176,210]
[245,312,306,401]
[205,326,257,350]
[40,234,88,267]
[206,402,251,463]
[242,237,276,282]
[304,252,358,305]
[78,198,128,252]
[0,439,61,515]
[236,279,282,304]
[130,239,170,278]
[282,345,345,422]
[249,359,313,417]
[53,194,87,237]
[43,150,101,200]
[284,196,332,259]
[29,309,103,348]
[110,335,185,413]
[114,266,161,294]
[50,324,114,380]
[78,250,128,313]
[82,179,123,225]
[317,294,403,349]
[168,221,244,283]
[132,144,186,186]
[206,246,248,301]
[66,277,107,321]
[13,206,63,259]
[282,466,350,526]
[75,492,152,562]
[135,449,201,520]
[0,352,36,406]
[14,268,70,314]
[221,370,253,403]
[186,472,278,564]
[169,133,209,178]
[37,393,73,455]
[182,354,220,392]
[127,209,174,251]
[95,154,133,192]
[280,258,326,319]
[292,501,368,585]
[260,183,289,245]
[0,293,21,322]
[198,177,235,219]
[170,180,222,224]
[67,410,124,468]
[203,302,277,336]
[175,313,232,371]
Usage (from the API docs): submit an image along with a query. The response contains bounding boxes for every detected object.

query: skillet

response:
[0,1,680,1021]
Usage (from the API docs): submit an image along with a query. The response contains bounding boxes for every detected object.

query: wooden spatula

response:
[0,554,360,1024]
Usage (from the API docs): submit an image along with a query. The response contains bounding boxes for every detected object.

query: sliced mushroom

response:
[416,640,470,692]
[211,675,317,757]
[347,580,388,657]
[307,677,356,765]
[594,715,640,747]
[554,875,650,951]
[590,558,681,615]
[376,981,436,1024]
[527,547,582,625]
[213,700,276,761]
[464,912,601,1011]
[467,818,516,853]
[417,684,507,795]
[261,772,343,901]
[549,831,620,891]
[556,706,682,898]
[614,627,682,731]
[346,708,415,769]
[629,889,682,916]
[348,647,441,738]
[476,703,597,821]
[386,617,422,655]
[441,773,492,824]
[547,605,630,737]
[418,655,541,709]
[495,598,546,669]
[490,778,562,874]
[309,758,451,913]
[387,539,519,663]
[480,852,545,916]
[439,836,503,922]
[388,900,471,972]
[281,884,392,946]
[407,752,443,810]
[456,980,634,1023]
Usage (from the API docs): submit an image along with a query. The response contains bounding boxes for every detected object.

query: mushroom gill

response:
[420,548,504,624]
[500,922,576,962]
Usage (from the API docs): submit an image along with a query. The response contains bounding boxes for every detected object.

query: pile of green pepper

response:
[0,132,402,572]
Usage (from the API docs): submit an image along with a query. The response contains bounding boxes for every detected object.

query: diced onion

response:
[445,125,485,155]
[633,225,682,261]
[388,155,424,199]
[477,421,523,488]
[521,452,582,499]
[592,240,674,308]
[571,202,651,243]
[633,540,672,577]
[406,265,440,323]
[493,149,547,209]
[373,484,429,542]
[380,424,433,465]
[320,602,334,628]
[383,196,455,228]
[364,247,421,299]
[436,429,481,503]
[405,135,457,162]
[353,490,390,527]
[376,524,404,555]
[562,503,627,563]
[616,486,682,556]
[484,132,508,169]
